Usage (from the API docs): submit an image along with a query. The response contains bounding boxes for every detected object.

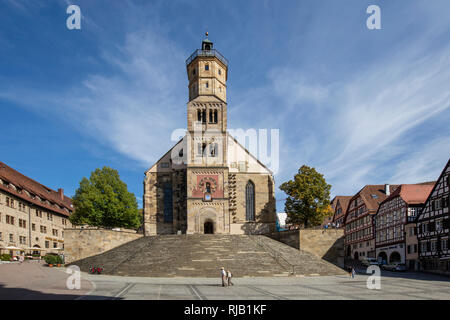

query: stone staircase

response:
[70,234,346,277]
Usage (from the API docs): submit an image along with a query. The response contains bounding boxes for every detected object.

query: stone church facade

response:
[143,36,276,236]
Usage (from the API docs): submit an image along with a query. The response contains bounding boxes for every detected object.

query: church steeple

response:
[186,33,228,103]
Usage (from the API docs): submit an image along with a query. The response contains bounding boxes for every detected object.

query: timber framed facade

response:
[417,159,450,275]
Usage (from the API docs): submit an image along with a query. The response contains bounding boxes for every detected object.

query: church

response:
[143,35,276,236]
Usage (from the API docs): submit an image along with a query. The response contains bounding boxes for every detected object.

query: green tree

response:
[70,166,140,229]
[279,165,331,228]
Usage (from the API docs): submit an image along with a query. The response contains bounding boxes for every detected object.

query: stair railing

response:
[252,236,298,275]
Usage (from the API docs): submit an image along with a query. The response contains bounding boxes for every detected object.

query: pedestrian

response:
[347,266,352,278]
[19,254,24,264]
[227,270,233,286]
[351,267,356,279]
[221,267,227,287]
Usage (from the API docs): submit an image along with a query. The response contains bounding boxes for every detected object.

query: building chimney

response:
[385,184,390,196]
[58,188,64,200]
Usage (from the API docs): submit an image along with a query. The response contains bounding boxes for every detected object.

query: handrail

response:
[252,236,300,275]
[186,49,228,66]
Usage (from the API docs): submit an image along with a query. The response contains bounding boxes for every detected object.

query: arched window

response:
[163,183,173,223]
[246,181,255,221]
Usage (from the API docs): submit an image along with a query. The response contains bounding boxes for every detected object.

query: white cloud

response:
[1,25,187,168]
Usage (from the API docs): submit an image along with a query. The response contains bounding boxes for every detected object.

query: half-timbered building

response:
[332,196,351,228]
[375,183,434,269]
[417,159,450,275]
[344,184,398,261]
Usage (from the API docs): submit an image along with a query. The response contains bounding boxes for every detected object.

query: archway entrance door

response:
[204,221,214,234]
[389,251,401,264]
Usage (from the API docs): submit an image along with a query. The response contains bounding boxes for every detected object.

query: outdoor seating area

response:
[0,245,63,262]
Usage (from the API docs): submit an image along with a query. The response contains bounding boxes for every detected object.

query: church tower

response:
[143,34,276,237]
[185,33,230,234]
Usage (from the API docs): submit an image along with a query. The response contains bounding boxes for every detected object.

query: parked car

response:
[361,258,379,267]
[382,263,406,271]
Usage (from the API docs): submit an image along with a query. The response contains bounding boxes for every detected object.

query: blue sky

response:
[0,0,449,210]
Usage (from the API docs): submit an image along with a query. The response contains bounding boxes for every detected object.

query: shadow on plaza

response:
[352,267,450,283]
[0,283,119,300]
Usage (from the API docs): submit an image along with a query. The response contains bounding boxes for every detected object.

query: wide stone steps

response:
[70,234,345,277]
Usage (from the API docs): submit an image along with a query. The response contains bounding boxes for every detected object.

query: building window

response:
[6,215,14,225]
[40,226,47,234]
[205,64,209,71]
[197,143,207,156]
[9,234,13,242]
[163,183,173,223]
[431,241,437,252]
[52,229,58,237]
[32,224,36,231]
[47,213,52,221]
[436,220,443,232]
[205,82,209,88]
[442,239,448,251]
[245,181,255,221]
[53,242,58,249]
[19,219,26,229]
[0,232,2,241]
[209,143,218,157]
[218,69,221,75]
[420,242,426,253]
[45,241,49,249]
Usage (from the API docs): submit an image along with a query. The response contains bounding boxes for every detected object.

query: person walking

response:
[221,267,227,287]
[351,267,356,279]
[227,270,233,286]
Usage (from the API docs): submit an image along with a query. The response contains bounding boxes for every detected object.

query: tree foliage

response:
[279,165,331,228]
[70,167,140,229]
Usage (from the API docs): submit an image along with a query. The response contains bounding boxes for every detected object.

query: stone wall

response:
[300,229,344,267]
[267,230,300,249]
[64,227,142,264]
[268,229,345,267]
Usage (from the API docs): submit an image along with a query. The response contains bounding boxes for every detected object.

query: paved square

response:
[0,262,448,300]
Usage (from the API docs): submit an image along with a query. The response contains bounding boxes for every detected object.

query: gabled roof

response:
[380,183,435,206]
[0,162,72,217]
[418,158,450,221]
[336,196,352,212]
[332,195,352,222]
[343,184,400,223]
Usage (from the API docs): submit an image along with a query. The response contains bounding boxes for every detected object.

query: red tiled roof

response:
[0,162,72,217]
[343,185,400,224]
[381,183,435,205]
[332,196,352,222]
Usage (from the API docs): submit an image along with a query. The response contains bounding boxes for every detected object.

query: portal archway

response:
[389,251,401,264]
[378,251,388,265]
[204,220,214,234]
